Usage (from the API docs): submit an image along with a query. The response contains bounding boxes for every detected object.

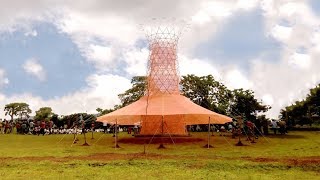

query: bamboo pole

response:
[115,119,119,148]
[207,117,211,149]
[158,116,165,149]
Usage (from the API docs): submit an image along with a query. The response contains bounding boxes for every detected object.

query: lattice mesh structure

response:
[142,18,189,95]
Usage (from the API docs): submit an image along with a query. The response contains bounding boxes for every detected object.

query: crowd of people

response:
[0,118,287,138]
[0,119,96,135]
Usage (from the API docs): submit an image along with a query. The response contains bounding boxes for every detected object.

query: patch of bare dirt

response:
[242,156,320,166]
[118,137,204,144]
[1,153,319,167]
[0,153,173,163]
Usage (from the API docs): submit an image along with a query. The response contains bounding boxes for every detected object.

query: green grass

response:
[0,131,319,179]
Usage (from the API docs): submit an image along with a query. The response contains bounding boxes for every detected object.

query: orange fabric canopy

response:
[97,94,232,125]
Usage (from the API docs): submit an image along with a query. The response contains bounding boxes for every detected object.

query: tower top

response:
[141,17,190,44]
[141,18,189,95]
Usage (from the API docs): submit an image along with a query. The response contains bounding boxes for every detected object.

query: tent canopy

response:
[97,94,232,125]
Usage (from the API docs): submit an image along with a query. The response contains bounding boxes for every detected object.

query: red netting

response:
[139,116,186,135]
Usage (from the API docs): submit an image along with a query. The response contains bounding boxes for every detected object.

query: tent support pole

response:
[236,116,244,146]
[162,116,164,135]
[115,119,120,148]
[158,116,165,149]
[204,117,212,149]
[253,124,270,143]
[208,117,211,149]
[163,121,175,145]
[82,130,89,146]
[73,131,77,144]
[74,126,79,143]
[142,117,146,154]
[71,131,79,147]
[91,127,94,140]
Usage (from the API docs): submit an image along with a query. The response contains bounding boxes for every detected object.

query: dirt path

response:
[241,156,320,166]
[0,153,168,163]
[1,153,319,166]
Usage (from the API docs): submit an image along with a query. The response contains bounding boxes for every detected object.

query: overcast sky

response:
[0,0,320,119]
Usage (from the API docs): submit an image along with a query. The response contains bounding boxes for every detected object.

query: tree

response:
[4,102,32,121]
[96,108,114,116]
[282,101,316,126]
[96,108,103,113]
[61,113,96,128]
[34,107,54,121]
[4,103,18,122]
[51,114,59,126]
[180,74,232,115]
[289,101,309,126]
[180,75,270,119]
[280,84,320,126]
[229,89,270,121]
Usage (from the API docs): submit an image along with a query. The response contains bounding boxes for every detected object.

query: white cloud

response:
[270,25,292,42]
[191,11,211,25]
[0,0,261,70]
[179,55,221,79]
[279,2,299,17]
[203,1,233,19]
[84,44,116,70]
[0,69,9,87]
[262,0,319,49]
[262,94,274,106]
[311,31,320,52]
[236,0,259,10]
[56,10,140,45]
[191,0,258,25]
[0,74,131,118]
[22,58,47,81]
[288,52,311,69]
[0,0,61,34]
[123,48,148,76]
[224,69,253,90]
[240,0,320,118]
[249,51,320,118]
[24,30,38,37]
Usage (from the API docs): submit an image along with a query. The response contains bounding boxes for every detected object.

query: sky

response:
[0,0,320,119]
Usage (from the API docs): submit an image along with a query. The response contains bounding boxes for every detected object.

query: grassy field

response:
[0,131,319,179]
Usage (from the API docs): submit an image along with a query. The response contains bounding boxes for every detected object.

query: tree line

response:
[3,104,96,128]
[280,85,320,126]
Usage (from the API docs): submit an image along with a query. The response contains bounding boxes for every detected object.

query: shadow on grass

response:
[266,134,306,139]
